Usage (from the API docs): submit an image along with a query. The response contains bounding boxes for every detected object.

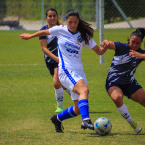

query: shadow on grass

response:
[87,132,145,137]
[68,131,145,137]
[89,111,111,114]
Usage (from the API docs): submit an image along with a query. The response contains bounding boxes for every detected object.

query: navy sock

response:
[78,99,90,120]
[57,106,77,121]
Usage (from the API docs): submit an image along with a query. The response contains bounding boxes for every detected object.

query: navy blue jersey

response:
[39,25,58,63]
[106,42,145,84]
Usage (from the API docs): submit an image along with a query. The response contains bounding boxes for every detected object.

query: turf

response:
[0,29,145,145]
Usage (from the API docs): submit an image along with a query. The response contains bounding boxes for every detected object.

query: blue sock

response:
[57,106,77,121]
[78,99,90,120]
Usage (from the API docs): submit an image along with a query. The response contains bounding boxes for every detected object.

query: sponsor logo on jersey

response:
[62,35,70,39]
[64,42,81,54]
[74,74,79,78]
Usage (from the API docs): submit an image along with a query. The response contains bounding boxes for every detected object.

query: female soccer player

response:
[101,28,145,133]
[39,8,70,113]
[19,9,109,133]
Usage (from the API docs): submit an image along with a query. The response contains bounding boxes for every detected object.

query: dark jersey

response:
[106,42,145,84]
[39,25,58,63]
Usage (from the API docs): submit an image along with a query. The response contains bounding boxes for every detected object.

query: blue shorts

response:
[105,79,142,98]
[45,61,58,75]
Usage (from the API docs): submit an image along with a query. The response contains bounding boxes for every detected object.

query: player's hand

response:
[19,33,31,40]
[100,39,110,48]
[129,50,143,59]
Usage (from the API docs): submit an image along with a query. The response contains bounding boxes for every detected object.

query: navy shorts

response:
[45,61,58,75]
[105,79,142,98]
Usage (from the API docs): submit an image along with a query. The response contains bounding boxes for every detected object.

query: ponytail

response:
[77,19,94,45]
[130,28,145,41]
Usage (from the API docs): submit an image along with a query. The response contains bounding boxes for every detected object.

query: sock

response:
[57,106,77,121]
[117,103,134,124]
[64,88,71,96]
[55,87,64,107]
[78,99,90,121]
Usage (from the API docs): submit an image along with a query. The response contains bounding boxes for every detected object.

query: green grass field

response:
[0,29,145,145]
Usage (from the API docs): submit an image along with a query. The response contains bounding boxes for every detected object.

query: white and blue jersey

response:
[39,25,58,63]
[49,25,96,71]
[106,42,145,84]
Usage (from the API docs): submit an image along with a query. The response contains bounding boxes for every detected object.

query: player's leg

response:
[125,80,144,133]
[45,62,63,112]
[45,62,64,112]
[53,67,64,113]
[108,86,133,123]
[107,85,141,133]
[108,86,124,108]
[50,100,78,133]
[129,88,145,133]
[50,69,93,132]
[130,88,145,107]
[72,77,94,130]
[63,87,71,96]
[51,80,92,133]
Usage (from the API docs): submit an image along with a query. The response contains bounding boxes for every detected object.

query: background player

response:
[101,28,145,133]
[39,8,70,113]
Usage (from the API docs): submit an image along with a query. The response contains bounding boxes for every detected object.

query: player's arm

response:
[39,39,59,63]
[92,45,107,55]
[92,39,111,55]
[19,29,50,40]
[100,40,116,50]
[92,40,116,55]
[129,50,145,59]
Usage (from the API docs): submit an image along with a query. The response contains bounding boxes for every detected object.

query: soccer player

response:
[39,8,70,113]
[19,9,109,133]
[101,28,145,133]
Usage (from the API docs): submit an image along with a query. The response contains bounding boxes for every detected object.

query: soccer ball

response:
[94,117,112,136]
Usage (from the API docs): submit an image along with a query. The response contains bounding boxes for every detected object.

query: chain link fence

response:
[0,0,145,30]
[0,0,145,65]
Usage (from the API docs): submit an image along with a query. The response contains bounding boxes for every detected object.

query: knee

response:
[85,87,89,95]
[111,94,123,105]
[53,81,61,89]
[77,87,89,100]
[82,87,89,96]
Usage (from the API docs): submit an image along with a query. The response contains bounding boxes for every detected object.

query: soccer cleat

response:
[55,106,63,113]
[50,115,64,133]
[81,119,94,130]
[130,121,142,133]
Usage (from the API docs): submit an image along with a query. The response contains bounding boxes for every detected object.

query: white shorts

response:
[59,68,88,100]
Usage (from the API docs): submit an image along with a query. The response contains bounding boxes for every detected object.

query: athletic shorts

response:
[45,61,58,75]
[105,79,142,98]
[59,68,88,100]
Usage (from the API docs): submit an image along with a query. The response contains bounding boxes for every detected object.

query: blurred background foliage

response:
[1,0,145,23]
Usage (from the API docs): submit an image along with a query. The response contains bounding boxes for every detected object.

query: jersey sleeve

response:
[139,49,145,61]
[49,25,61,36]
[39,26,47,40]
[140,49,145,54]
[83,38,97,49]
[114,42,127,53]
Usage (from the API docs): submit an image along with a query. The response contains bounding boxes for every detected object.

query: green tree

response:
[77,0,82,14]
[0,0,7,21]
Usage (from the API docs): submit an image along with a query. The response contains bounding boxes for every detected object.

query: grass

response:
[0,29,145,145]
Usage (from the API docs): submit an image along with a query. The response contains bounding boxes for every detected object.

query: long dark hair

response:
[65,9,94,45]
[130,28,145,41]
[46,8,62,25]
